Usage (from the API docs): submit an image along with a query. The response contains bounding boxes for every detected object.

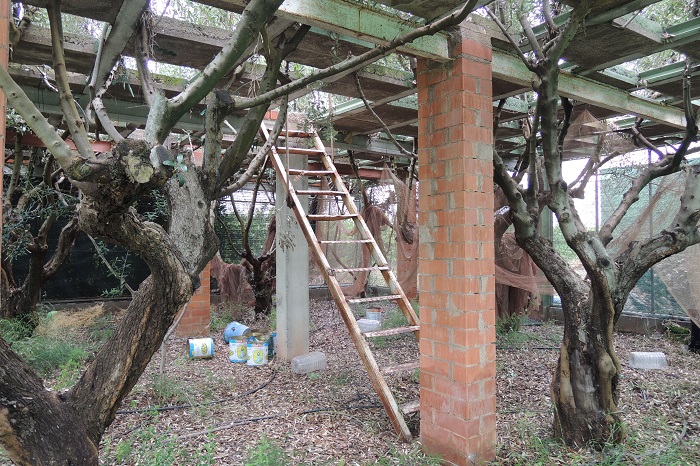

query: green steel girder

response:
[195,0,451,60]
[492,50,686,129]
[531,0,664,36]
[18,85,241,133]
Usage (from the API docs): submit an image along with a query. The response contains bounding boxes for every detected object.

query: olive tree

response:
[0,0,478,463]
[492,0,700,447]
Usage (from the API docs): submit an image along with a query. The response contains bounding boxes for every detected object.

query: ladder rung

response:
[319,239,373,244]
[295,189,346,196]
[275,147,324,156]
[287,169,334,176]
[308,214,357,221]
[332,266,389,273]
[363,326,420,338]
[278,129,314,138]
[347,295,403,304]
[401,400,420,415]
[382,361,419,375]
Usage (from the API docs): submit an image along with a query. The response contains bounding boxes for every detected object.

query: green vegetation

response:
[1,317,87,377]
[369,445,442,465]
[102,423,216,465]
[496,314,522,335]
[244,434,292,466]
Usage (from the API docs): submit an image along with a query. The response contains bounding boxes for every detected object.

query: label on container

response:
[229,337,248,362]
[188,338,214,359]
[247,341,268,366]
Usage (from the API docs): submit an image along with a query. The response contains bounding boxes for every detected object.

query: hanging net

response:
[309,164,418,298]
[603,163,700,327]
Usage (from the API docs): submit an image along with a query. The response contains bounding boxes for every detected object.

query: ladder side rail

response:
[263,125,413,441]
[311,133,420,329]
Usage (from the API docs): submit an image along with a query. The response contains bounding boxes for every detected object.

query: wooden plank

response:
[308,214,357,221]
[382,361,420,375]
[319,239,373,244]
[364,326,420,338]
[492,49,686,129]
[331,266,390,273]
[294,189,345,196]
[347,294,403,304]
[275,147,324,156]
[287,168,334,176]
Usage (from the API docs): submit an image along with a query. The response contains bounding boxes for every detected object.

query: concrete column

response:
[417,23,496,465]
[275,154,310,361]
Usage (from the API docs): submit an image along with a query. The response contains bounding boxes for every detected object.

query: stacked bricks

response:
[416,23,497,465]
[174,138,213,337]
[175,263,211,337]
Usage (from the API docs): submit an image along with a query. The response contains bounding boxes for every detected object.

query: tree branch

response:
[0,65,81,171]
[218,96,289,198]
[225,0,480,111]
[46,0,94,160]
[353,72,416,160]
[147,0,286,142]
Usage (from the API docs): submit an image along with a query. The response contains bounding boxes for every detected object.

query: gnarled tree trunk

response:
[551,292,623,447]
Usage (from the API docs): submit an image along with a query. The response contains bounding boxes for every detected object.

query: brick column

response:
[175,256,212,337]
[417,25,496,465]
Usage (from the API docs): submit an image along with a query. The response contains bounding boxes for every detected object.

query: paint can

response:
[247,334,269,366]
[228,336,248,362]
[188,337,214,359]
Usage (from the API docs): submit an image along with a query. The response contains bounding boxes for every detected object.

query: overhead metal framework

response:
[7,0,699,169]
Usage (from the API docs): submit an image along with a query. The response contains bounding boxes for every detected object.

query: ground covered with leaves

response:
[0,300,698,465]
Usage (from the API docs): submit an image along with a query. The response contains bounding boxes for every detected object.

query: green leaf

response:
[162,160,176,167]
[177,173,185,187]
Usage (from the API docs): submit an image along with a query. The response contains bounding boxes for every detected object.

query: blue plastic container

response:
[223,321,251,343]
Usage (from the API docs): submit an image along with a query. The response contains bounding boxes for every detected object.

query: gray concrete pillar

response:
[275,154,310,361]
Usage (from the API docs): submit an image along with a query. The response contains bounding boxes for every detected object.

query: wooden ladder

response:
[261,124,420,442]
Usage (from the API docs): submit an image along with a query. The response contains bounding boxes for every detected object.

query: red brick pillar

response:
[175,258,212,337]
[416,24,496,465]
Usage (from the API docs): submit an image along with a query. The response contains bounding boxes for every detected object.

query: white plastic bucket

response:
[188,337,214,359]
[229,336,248,362]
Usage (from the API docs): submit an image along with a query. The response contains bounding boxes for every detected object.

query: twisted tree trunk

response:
[552,293,623,446]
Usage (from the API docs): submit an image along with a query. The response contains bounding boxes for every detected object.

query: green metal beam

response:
[492,50,686,129]
[196,0,451,61]
[19,85,240,133]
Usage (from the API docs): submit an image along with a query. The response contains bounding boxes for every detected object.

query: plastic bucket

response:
[229,336,248,362]
[223,321,251,343]
[188,337,214,359]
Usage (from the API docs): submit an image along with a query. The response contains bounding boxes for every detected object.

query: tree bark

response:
[0,339,98,465]
[551,292,623,447]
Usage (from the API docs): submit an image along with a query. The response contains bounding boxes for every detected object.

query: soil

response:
[3,300,699,465]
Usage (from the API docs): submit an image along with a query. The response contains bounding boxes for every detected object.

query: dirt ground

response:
[2,300,699,465]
